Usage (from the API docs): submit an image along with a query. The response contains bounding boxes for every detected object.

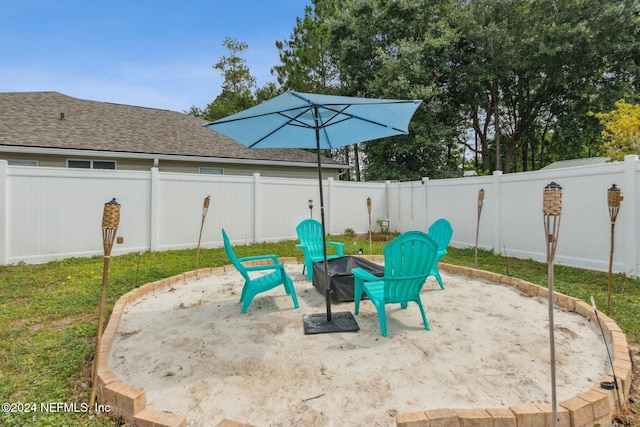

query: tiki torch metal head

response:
[543,182,563,217]
[367,197,372,214]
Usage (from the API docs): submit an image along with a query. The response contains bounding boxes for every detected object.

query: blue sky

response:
[0,1,311,112]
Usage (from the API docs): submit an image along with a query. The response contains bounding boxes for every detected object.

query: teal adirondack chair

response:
[427,218,453,289]
[353,231,438,337]
[295,219,344,282]
[222,229,299,313]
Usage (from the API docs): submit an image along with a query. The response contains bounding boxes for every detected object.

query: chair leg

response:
[434,269,444,289]
[240,290,257,314]
[284,275,299,309]
[306,260,313,282]
[374,302,388,337]
[239,282,249,303]
[416,299,430,331]
[354,278,363,314]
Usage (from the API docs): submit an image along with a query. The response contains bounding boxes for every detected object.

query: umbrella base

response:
[302,312,359,335]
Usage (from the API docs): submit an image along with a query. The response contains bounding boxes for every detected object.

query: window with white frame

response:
[67,159,116,169]
[199,167,224,175]
[7,159,38,166]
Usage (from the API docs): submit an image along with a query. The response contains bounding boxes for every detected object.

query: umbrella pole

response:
[315,139,332,322]
[300,107,359,335]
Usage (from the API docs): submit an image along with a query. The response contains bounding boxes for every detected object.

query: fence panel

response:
[386,181,427,233]
[155,172,254,250]
[5,167,150,263]
[1,157,639,276]
[428,176,492,249]
[328,180,386,235]
[256,176,319,242]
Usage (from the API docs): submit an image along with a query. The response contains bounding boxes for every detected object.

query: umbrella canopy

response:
[202,90,421,149]
[203,90,422,332]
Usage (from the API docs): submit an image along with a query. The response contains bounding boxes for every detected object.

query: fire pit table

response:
[312,256,384,302]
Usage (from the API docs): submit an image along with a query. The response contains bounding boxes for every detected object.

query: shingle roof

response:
[0,91,346,167]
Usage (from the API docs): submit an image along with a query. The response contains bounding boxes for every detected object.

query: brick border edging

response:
[96,259,631,427]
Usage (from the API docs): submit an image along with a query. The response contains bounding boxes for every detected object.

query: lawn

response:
[1,236,638,427]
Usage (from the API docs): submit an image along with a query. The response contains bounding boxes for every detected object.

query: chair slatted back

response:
[296,219,324,257]
[222,229,250,282]
[383,231,438,303]
[428,218,453,253]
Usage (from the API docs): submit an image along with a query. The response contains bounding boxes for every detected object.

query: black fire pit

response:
[312,256,384,302]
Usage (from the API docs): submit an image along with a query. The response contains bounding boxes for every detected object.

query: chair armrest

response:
[244,263,284,272]
[352,267,380,282]
[327,242,344,256]
[240,254,284,272]
[238,254,279,264]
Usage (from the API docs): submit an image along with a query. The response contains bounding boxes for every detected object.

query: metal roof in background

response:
[540,157,613,170]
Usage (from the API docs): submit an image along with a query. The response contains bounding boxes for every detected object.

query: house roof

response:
[0,91,347,168]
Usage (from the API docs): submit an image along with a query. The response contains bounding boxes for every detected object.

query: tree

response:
[215,37,256,103]
[274,0,359,179]
[451,0,640,173]
[189,37,259,121]
[187,37,284,121]
[273,0,345,93]
[329,0,459,181]
[591,99,640,161]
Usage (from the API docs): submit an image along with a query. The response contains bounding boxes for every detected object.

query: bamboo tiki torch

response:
[195,196,211,270]
[607,184,623,315]
[543,182,562,427]
[90,198,121,408]
[475,188,485,268]
[367,197,372,255]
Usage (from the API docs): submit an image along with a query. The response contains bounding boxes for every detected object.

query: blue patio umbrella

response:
[203,90,421,333]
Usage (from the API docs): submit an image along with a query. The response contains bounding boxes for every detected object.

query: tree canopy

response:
[190,0,640,180]
[592,99,640,161]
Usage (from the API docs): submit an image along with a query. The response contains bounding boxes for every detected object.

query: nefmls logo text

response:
[40,402,110,413]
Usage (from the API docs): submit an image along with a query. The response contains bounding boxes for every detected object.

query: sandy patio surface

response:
[108,262,610,427]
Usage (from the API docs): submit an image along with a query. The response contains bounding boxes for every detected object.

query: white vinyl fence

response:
[1,156,638,277]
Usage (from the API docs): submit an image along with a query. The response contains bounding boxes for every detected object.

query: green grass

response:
[0,236,638,427]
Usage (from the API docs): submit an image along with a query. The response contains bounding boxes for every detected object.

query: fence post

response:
[0,160,7,265]
[492,171,503,255]
[422,177,429,230]
[623,155,639,277]
[385,180,391,229]
[253,173,261,243]
[149,167,160,251]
